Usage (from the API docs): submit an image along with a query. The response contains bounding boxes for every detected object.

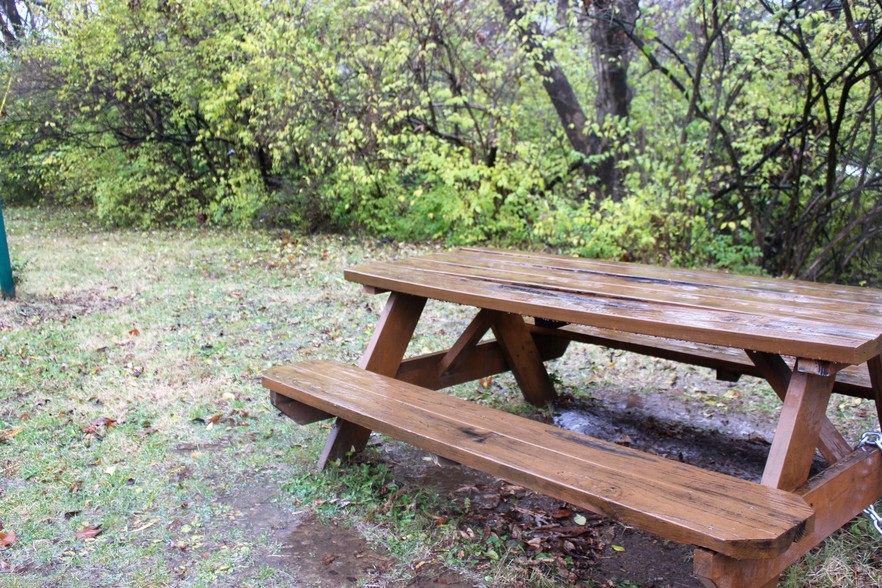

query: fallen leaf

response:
[129,328,140,336]
[573,514,588,526]
[75,526,102,540]
[611,544,625,552]
[500,484,525,495]
[206,414,223,424]
[427,514,449,525]
[552,508,573,519]
[0,530,16,548]
[85,417,117,435]
[614,435,633,447]
[0,430,22,443]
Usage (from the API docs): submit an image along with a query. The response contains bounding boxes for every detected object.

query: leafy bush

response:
[1,0,880,283]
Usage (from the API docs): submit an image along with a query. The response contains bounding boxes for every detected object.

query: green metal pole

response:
[0,199,14,299]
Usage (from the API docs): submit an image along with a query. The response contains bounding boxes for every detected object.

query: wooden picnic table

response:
[264,247,882,588]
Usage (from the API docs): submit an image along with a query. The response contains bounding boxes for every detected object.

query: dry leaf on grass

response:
[0,429,22,443]
[0,530,16,548]
[74,526,102,540]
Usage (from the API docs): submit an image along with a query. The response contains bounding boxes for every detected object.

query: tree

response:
[3,0,881,284]
[583,0,638,196]
[619,0,882,281]
[497,0,618,196]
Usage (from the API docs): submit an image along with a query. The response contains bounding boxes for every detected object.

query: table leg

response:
[867,354,882,429]
[696,357,868,587]
[318,292,426,468]
[694,445,882,587]
[761,362,837,491]
[490,312,557,406]
[748,351,851,463]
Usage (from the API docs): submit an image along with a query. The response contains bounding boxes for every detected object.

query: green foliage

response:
[1,0,880,282]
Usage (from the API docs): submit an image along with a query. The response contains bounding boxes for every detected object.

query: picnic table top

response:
[344,247,882,366]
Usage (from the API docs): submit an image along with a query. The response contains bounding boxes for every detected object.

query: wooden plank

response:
[532,322,763,379]
[833,364,876,399]
[747,351,852,464]
[270,390,331,425]
[409,248,882,329]
[868,354,882,428]
[490,311,557,406]
[408,251,882,326]
[319,292,426,468]
[264,360,815,560]
[437,309,495,376]
[532,322,875,399]
[344,260,882,365]
[694,445,882,588]
[761,365,837,491]
[394,336,570,391]
[458,248,882,305]
[403,246,882,331]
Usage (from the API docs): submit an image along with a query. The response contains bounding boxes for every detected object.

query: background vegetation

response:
[2,0,881,285]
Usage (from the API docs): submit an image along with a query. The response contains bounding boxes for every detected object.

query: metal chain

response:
[857,432,882,535]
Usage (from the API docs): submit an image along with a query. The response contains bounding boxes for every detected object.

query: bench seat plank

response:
[529,322,875,399]
[263,360,814,561]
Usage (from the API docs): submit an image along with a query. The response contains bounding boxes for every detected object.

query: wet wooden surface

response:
[345,248,882,365]
[264,360,815,561]
[528,322,876,398]
[328,248,882,585]
[694,445,882,587]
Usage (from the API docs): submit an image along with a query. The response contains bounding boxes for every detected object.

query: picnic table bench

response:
[263,247,882,588]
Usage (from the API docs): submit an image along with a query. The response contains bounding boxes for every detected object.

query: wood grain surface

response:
[263,360,815,560]
[345,248,882,364]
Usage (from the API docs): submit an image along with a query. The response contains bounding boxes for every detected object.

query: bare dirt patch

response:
[275,514,395,585]
[220,481,476,587]
[379,441,701,588]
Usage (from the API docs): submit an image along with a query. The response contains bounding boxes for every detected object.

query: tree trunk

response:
[585,0,638,198]
[1,0,25,48]
[497,0,610,197]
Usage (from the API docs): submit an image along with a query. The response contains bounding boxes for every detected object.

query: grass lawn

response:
[1,207,881,587]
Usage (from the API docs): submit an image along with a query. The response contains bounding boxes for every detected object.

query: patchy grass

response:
[1,206,881,587]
